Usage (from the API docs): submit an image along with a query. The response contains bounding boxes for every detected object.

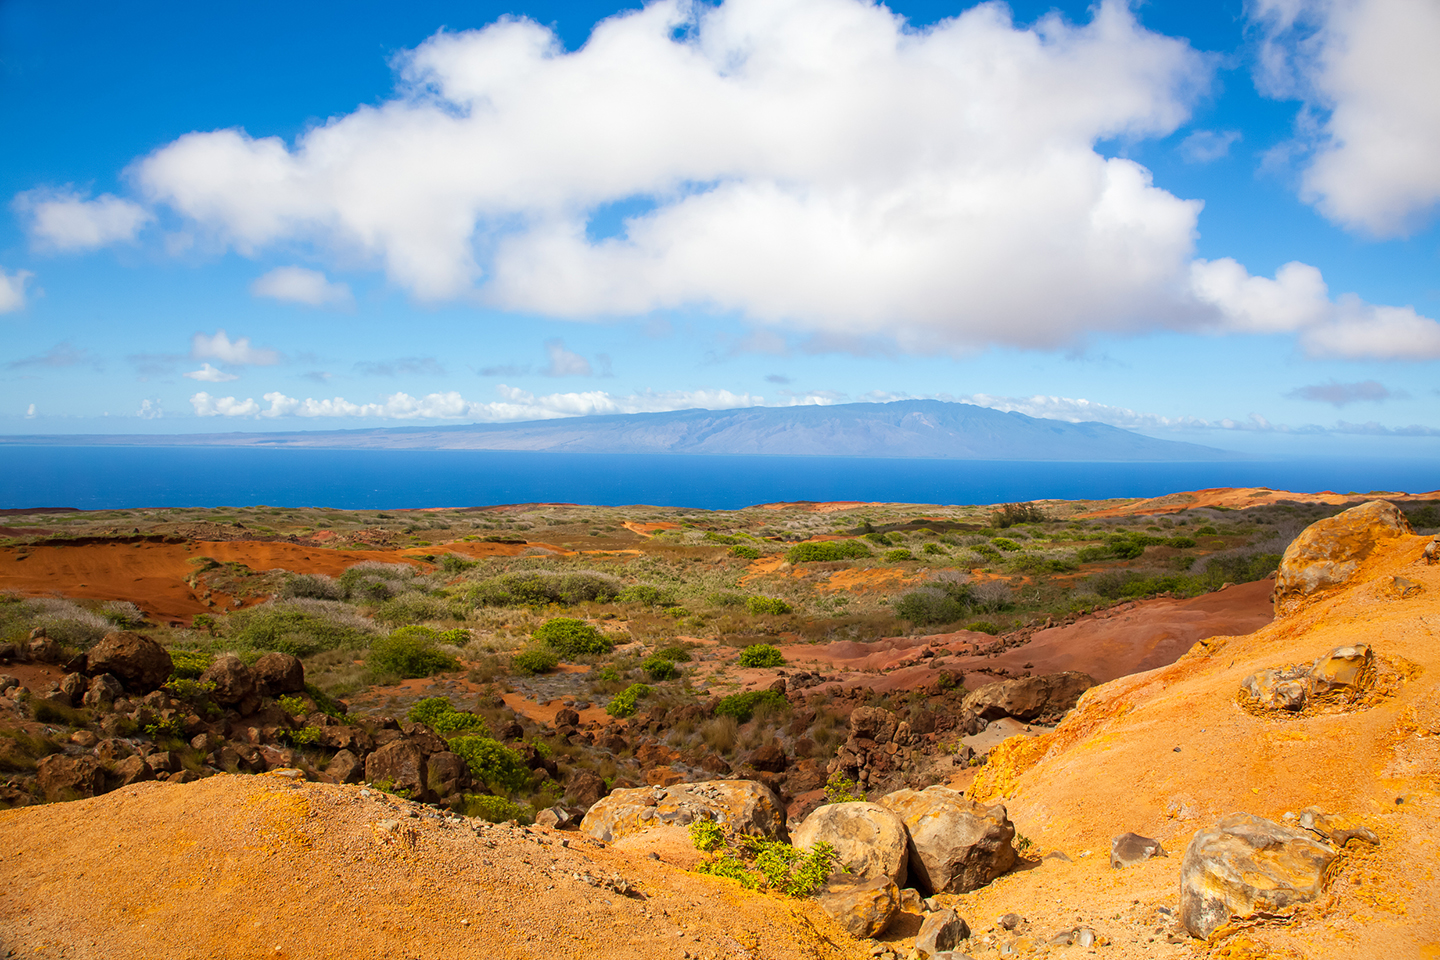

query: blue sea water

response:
[0,446,1437,511]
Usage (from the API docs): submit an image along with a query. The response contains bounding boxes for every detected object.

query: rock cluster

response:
[1241,643,1375,712]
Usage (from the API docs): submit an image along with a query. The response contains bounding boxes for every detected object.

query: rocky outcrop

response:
[1273,500,1412,616]
[828,707,922,793]
[960,672,1096,722]
[792,801,908,885]
[365,740,434,803]
[879,786,1016,894]
[579,780,788,844]
[1241,644,1375,712]
[1179,813,1338,939]
[86,632,173,694]
[815,875,899,939]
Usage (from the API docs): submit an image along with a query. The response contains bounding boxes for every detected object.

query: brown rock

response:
[252,652,306,696]
[553,707,580,728]
[1110,832,1166,868]
[200,655,257,707]
[565,770,607,810]
[1307,644,1375,702]
[83,674,125,709]
[87,632,173,694]
[915,908,969,958]
[815,875,899,939]
[879,786,1017,894]
[748,741,788,773]
[36,754,105,802]
[425,750,472,799]
[1273,500,1412,616]
[961,672,1096,722]
[110,755,155,787]
[58,673,86,706]
[326,749,364,784]
[365,740,433,803]
[793,801,909,886]
[95,738,133,765]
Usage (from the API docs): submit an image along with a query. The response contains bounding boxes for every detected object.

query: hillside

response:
[0,400,1234,461]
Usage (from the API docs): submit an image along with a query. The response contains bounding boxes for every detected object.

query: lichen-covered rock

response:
[200,654,258,708]
[960,672,1096,722]
[1179,813,1337,939]
[915,908,970,958]
[1273,500,1412,616]
[253,652,306,696]
[815,875,899,939]
[879,786,1016,894]
[1110,832,1166,869]
[86,632,173,694]
[36,754,105,802]
[579,780,788,844]
[792,801,909,885]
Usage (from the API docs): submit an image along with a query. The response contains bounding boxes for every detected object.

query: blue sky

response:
[2,0,1438,457]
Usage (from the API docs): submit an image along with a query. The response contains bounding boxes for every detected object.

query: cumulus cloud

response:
[1252,0,1440,235]
[0,268,33,313]
[187,385,763,421]
[1179,128,1241,162]
[191,329,280,366]
[250,266,353,307]
[14,189,151,250]
[543,339,593,377]
[183,362,239,383]
[137,399,163,419]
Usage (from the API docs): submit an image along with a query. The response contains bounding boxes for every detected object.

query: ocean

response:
[1,446,1437,511]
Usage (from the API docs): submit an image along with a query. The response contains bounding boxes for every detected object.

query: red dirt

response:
[1078,485,1440,518]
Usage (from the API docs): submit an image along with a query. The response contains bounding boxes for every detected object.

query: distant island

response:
[1,399,1235,461]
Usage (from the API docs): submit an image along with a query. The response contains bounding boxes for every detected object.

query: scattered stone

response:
[996,913,1023,931]
[792,801,909,886]
[580,780,789,844]
[1241,666,1310,711]
[1272,500,1412,616]
[1242,643,1376,713]
[86,631,173,693]
[534,805,576,830]
[915,908,969,958]
[1110,832,1166,869]
[1179,813,1338,939]
[83,673,125,709]
[815,875,899,939]
[36,754,105,802]
[1075,927,1096,948]
[879,786,1016,894]
[960,672,1096,722]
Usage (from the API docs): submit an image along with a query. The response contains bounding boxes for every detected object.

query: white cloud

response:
[25,403,36,419]
[1188,257,1440,359]
[250,266,353,307]
[191,329,280,366]
[137,399,163,419]
[187,385,762,421]
[963,392,1211,432]
[543,339,592,377]
[1252,0,1440,236]
[183,362,240,382]
[14,189,151,250]
[1178,128,1241,163]
[0,268,32,313]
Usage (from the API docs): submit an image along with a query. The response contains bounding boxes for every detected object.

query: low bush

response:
[168,649,213,680]
[824,773,864,803]
[714,689,788,723]
[406,696,488,736]
[692,830,840,898]
[737,644,785,668]
[449,736,529,793]
[461,793,532,824]
[511,646,559,675]
[641,655,680,681]
[226,601,376,657]
[729,545,762,560]
[785,540,871,563]
[373,592,459,627]
[745,596,792,616]
[280,573,344,601]
[365,626,458,679]
[707,591,746,607]
[883,548,914,562]
[468,570,623,608]
[606,683,651,718]
[654,644,693,662]
[921,542,946,555]
[894,586,967,626]
[992,503,1048,528]
[533,618,613,657]
[618,584,675,607]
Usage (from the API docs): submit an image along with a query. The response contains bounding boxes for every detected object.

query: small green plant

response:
[533,618,614,657]
[1014,833,1034,856]
[745,596,792,616]
[883,548,914,562]
[593,665,621,683]
[371,777,413,800]
[654,644,693,662]
[168,649,213,680]
[714,689,788,723]
[462,793,532,824]
[407,696,488,736]
[366,626,458,679]
[512,645,560,675]
[729,545,762,560]
[695,851,757,888]
[144,717,185,741]
[283,725,322,747]
[606,683,651,718]
[618,584,675,607]
[823,773,864,804]
[191,613,218,636]
[737,644,785,668]
[693,833,840,898]
[991,503,1048,528]
[449,736,529,793]
[277,694,309,717]
[785,540,871,563]
[641,655,680,681]
[164,677,217,702]
[689,818,726,852]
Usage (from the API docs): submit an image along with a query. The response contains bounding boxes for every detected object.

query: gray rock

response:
[915,908,969,958]
[1110,832,1166,869]
[1179,813,1337,939]
[879,786,1016,894]
[792,801,909,886]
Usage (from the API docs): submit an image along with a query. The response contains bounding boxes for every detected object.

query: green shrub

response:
[714,690,788,723]
[966,620,1002,635]
[512,646,559,675]
[449,736,529,793]
[533,618,614,657]
[824,773,864,803]
[405,696,485,735]
[365,626,458,679]
[282,726,321,747]
[894,584,970,625]
[168,649,213,680]
[1166,536,1197,548]
[921,542,946,556]
[606,683,651,718]
[785,540,871,563]
[618,584,676,607]
[737,644,785,668]
[707,591,746,607]
[693,834,840,898]
[227,605,373,658]
[689,818,726,851]
[991,503,1048,528]
[655,644,693,662]
[990,537,1021,552]
[277,694,310,717]
[883,548,914,562]
[468,571,622,608]
[373,592,458,627]
[745,596,792,616]
[1196,525,1219,535]
[729,545,762,560]
[641,655,680,681]
[461,793,533,824]
[1006,554,1078,575]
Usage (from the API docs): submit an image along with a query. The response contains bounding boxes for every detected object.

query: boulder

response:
[848,706,900,744]
[109,754,155,788]
[425,751,472,799]
[1273,500,1412,616]
[960,672,1096,722]
[534,805,577,830]
[879,786,1016,894]
[815,875,899,939]
[253,652,306,696]
[1240,666,1310,711]
[82,673,125,709]
[748,742,789,773]
[792,802,909,886]
[1179,813,1337,939]
[1307,644,1374,702]
[87,632,173,693]
[580,780,788,844]
[1110,832,1166,869]
[326,749,364,785]
[915,908,970,958]
[36,754,105,802]
[553,707,580,728]
[565,770,607,810]
[200,655,258,708]
[58,673,87,706]
[95,738,133,765]
[364,740,433,803]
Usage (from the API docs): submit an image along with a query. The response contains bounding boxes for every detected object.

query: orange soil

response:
[621,521,679,537]
[1079,485,1440,518]
[0,538,559,622]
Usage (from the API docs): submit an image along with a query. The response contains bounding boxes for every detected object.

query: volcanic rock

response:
[200,655,258,708]
[960,672,1096,722]
[1110,832,1166,869]
[253,652,306,696]
[36,754,105,802]
[1272,500,1412,616]
[791,801,909,885]
[879,786,1016,894]
[87,632,173,694]
[580,780,788,844]
[915,908,970,958]
[815,875,899,939]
